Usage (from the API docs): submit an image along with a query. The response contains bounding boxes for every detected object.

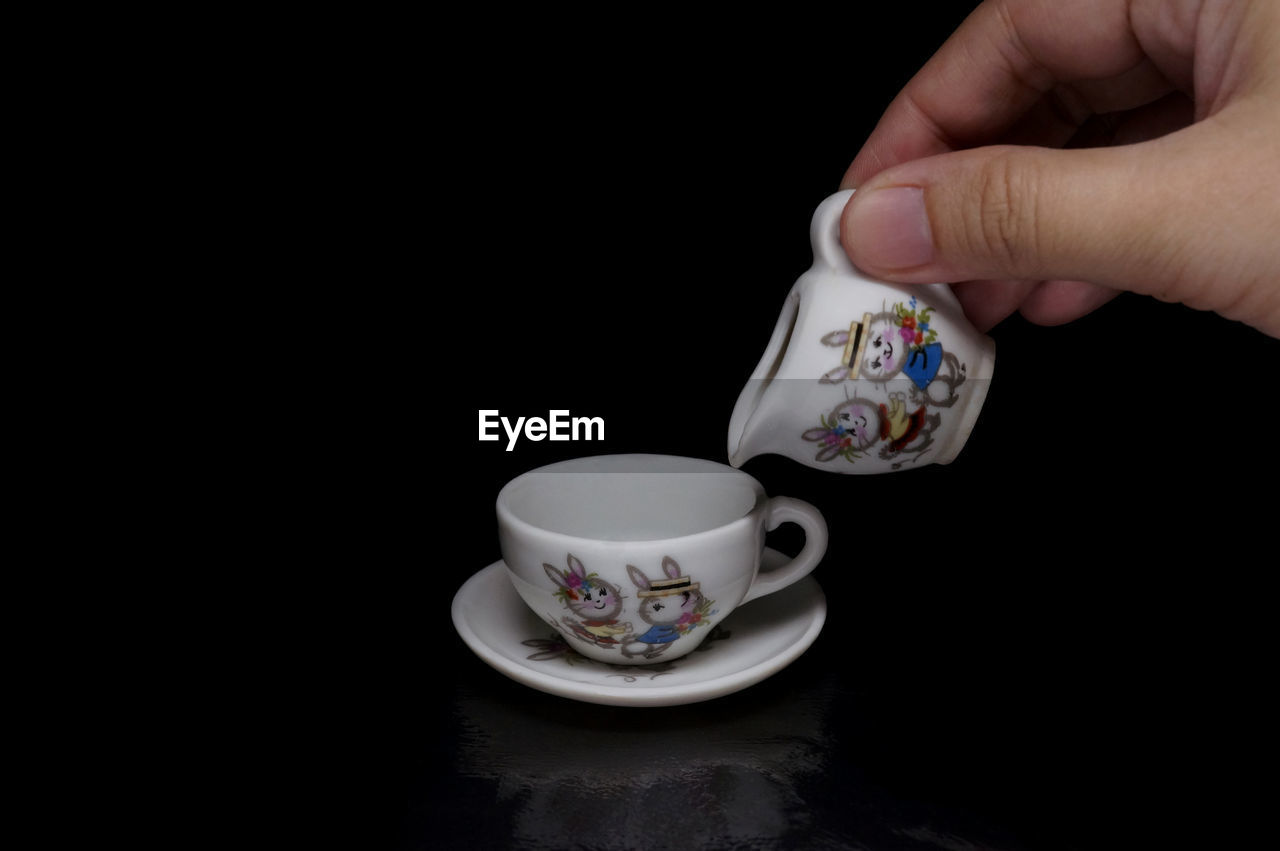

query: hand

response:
[839,0,1280,338]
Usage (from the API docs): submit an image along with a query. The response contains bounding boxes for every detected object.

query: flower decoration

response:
[895,297,937,351]
[813,411,864,462]
[675,595,717,635]
[552,568,602,604]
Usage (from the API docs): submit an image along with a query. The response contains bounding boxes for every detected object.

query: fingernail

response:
[846,186,934,271]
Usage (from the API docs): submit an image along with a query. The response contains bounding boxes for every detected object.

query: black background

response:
[361,5,1277,848]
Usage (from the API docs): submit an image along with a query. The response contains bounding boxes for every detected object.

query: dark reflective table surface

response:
[386,522,1271,850]
[384,335,1275,847]
[377,278,1276,849]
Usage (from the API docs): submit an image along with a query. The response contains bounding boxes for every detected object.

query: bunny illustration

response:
[820,299,948,391]
[803,393,941,466]
[543,554,631,649]
[621,556,715,660]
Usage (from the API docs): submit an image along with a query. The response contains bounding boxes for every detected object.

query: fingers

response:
[951,279,1039,332]
[951,279,1121,331]
[1018,280,1122,326]
[835,0,1280,337]
[840,119,1280,336]
[1066,92,1194,148]
[839,141,1163,287]
[842,0,1148,187]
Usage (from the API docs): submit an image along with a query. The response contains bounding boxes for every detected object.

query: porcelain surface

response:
[729,189,996,473]
[497,454,826,666]
[452,549,827,707]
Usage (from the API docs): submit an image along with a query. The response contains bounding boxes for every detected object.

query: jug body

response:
[728,190,996,474]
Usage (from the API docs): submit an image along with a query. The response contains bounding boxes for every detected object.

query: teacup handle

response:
[742,497,828,604]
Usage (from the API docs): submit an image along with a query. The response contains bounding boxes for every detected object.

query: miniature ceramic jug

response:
[728,189,996,473]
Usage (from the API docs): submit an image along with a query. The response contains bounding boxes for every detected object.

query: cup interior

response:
[497,455,764,542]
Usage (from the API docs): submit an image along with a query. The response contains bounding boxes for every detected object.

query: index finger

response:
[841,0,1145,187]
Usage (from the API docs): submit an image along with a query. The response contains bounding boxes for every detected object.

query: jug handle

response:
[813,188,963,313]
[810,188,858,275]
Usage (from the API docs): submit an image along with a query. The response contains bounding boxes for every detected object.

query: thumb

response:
[839,139,1232,308]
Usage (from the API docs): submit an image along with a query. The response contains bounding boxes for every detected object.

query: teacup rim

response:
[496,453,768,546]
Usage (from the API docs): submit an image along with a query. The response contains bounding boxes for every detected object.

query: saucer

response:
[451,548,826,707]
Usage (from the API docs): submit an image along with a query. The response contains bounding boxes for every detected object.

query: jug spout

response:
[727,399,754,468]
[729,368,831,468]
[727,290,801,467]
[727,433,754,469]
[727,393,765,468]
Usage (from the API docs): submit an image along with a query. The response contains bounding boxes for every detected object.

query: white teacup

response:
[496,454,827,665]
[729,189,996,473]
